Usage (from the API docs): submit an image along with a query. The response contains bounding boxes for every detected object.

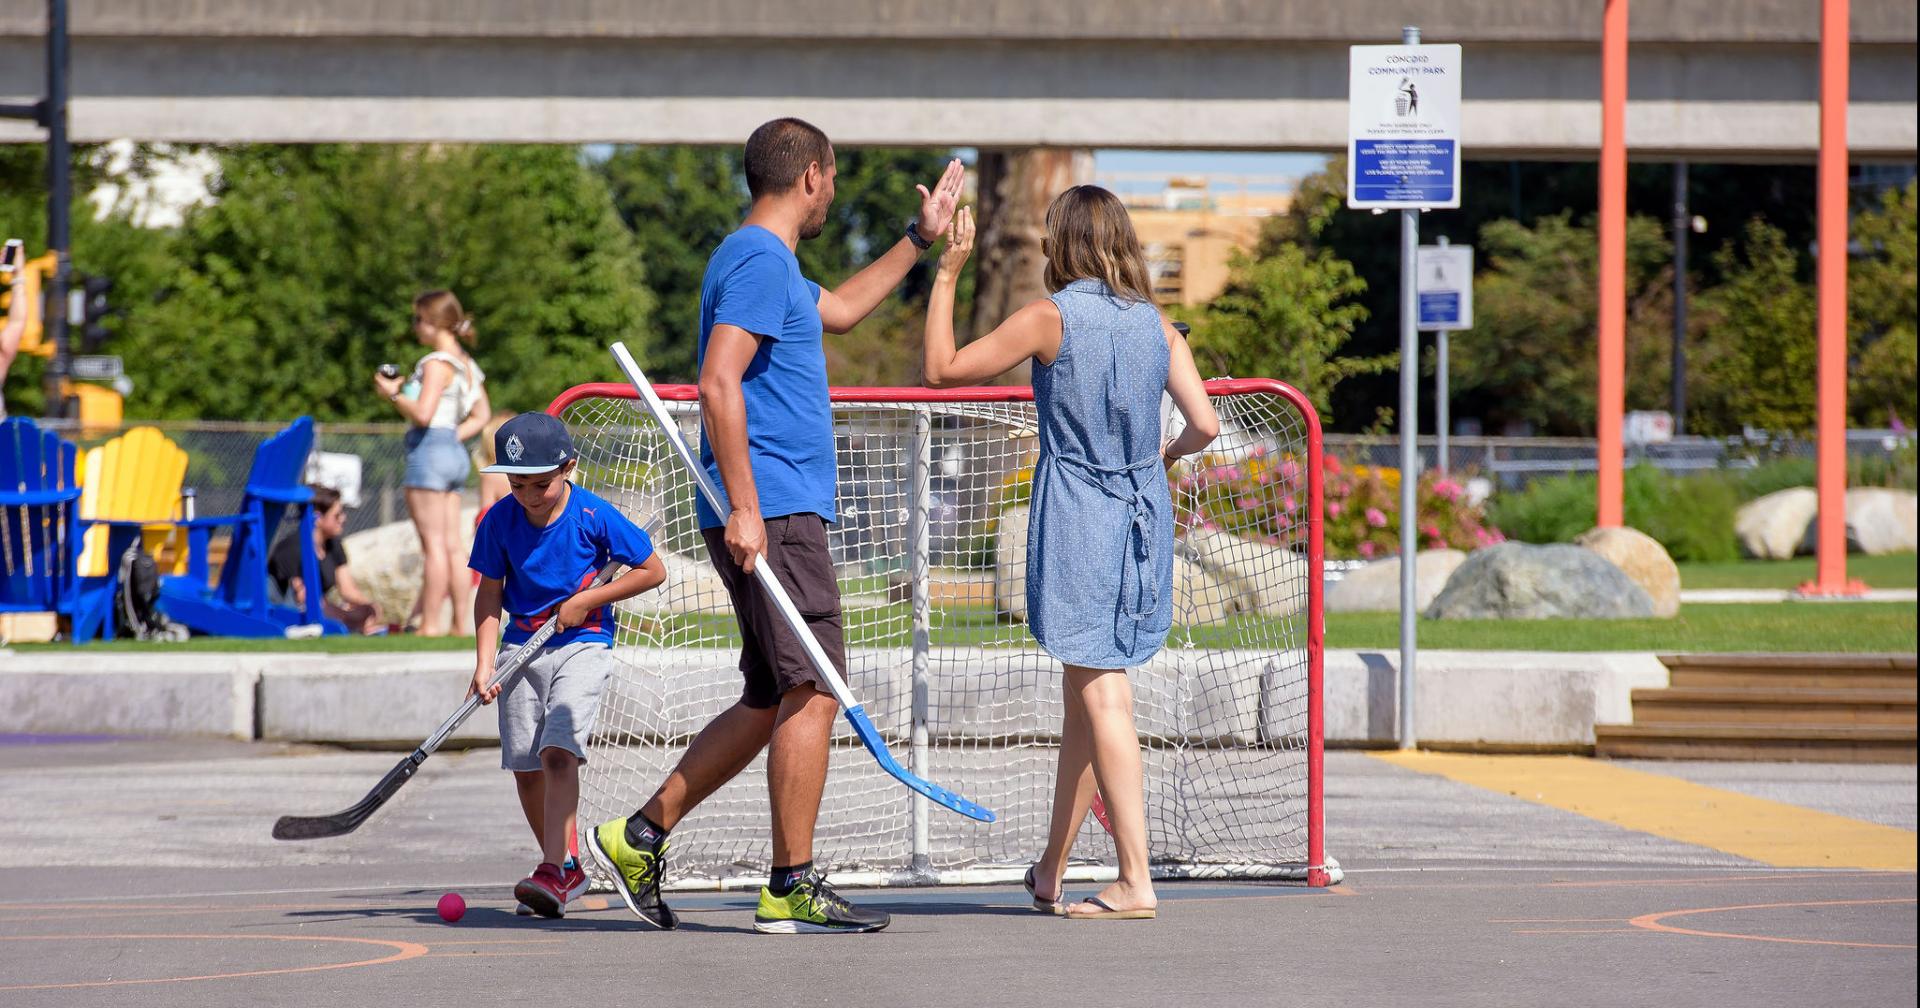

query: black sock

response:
[769,861,812,896]
[625,813,668,849]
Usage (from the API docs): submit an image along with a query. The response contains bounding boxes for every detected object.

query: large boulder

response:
[1845,487,1918,555]
[1176,528,1310,617]
[1325,549,1467,613]
[1573,526,1680,618]
[1735,487,1818,560]
[1424,542,1655,620]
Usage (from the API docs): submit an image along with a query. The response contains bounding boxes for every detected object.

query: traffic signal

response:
[2,252,57,357]
[79,274,113,352]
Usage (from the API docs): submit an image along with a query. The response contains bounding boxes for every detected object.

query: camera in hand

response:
[377,363,400,380]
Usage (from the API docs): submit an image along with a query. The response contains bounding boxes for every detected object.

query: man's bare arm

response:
[698,323,768,572]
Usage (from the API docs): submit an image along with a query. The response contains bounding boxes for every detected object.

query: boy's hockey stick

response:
[272,561,625,840]
[609,341,995,823]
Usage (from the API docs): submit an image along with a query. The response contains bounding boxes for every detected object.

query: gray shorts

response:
[496,639,615,772]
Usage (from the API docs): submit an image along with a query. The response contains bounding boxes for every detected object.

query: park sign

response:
[1416,243,1473,330]
[1347,43,1463,209]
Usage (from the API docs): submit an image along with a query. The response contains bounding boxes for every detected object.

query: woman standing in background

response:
[374,289,491,636]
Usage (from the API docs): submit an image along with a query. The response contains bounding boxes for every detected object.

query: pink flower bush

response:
[1172,449,1503,560]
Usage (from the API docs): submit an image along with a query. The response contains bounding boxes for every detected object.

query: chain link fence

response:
[1323,431,1914,490]
[41,419,454,538]
[37,420,1913,542]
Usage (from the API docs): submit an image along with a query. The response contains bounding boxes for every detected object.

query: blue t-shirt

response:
[694,225,837,529]
[468,486,656,648]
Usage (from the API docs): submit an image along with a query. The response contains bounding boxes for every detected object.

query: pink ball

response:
[437,892,466,923]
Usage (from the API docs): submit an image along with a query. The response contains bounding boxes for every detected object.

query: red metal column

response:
[1596,0,1628,527]
[1804,0,1865,597]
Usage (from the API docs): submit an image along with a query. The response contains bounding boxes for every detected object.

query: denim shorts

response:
[403,426,471,492]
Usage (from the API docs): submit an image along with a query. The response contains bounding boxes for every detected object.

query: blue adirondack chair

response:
[0,417,81,623]
[157,416,347,638]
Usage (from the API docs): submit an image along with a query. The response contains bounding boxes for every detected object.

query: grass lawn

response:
[1677,552,1916,590]
[13,601,1912,655]
[1324,602,1916,653]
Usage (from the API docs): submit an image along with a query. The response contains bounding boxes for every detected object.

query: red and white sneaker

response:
[560,863,591,905]
[514,862,570,919]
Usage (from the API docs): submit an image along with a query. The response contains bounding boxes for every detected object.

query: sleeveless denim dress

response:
[1025,278,1174,669]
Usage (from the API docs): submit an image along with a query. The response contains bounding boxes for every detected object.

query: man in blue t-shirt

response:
[589,118,963,935]
[466,412,667,919]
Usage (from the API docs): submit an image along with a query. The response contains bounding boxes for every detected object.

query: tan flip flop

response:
[1024,866,1066,915]
[1065,895,1157,920]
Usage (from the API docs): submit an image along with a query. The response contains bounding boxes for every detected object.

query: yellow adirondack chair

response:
[70,428,189,641]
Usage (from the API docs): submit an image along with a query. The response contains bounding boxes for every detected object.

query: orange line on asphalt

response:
[0,933,429,992]
[422,950,572,959]
[1512,928,1647,934]
[1491,918,1629,924]
[1629,898,1918,950]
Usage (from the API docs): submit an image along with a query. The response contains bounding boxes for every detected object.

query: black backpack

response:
[116,542,189,642]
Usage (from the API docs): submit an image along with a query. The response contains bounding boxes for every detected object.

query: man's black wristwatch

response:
[906,220,934,251]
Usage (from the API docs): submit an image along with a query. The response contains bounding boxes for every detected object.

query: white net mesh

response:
[557,382,1322,885]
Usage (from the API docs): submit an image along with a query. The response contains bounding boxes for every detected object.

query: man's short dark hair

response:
[744,118,833,199]
[308,484,342,513]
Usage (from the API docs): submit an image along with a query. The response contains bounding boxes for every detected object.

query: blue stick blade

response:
[842,706,996,823]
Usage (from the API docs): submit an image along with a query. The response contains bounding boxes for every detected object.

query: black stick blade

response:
[271,755,419,841]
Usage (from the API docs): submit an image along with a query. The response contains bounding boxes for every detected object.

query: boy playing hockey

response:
[468,412,667,918]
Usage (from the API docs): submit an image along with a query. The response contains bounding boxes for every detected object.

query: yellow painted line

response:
[1370,752,1918,870]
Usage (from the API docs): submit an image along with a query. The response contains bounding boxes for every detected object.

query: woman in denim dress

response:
[921,186,1219,920]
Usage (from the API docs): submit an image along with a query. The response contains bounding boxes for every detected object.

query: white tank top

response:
[407,350,484,430]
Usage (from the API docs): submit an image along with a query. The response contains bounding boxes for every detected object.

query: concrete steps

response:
[1596,654,1918,763]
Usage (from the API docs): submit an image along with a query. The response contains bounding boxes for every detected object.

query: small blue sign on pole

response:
[1415,244,1473,331]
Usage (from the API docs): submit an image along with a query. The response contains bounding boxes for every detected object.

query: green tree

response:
[599,146,745,381]
[119,144,654,420]
[1180,244,1388,420]
[1448,213,1675,435]
[1691,218,1819,434]
[1848,179,1917,427]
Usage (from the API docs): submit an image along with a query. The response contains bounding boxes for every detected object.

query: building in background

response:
[1103,173,1294,306]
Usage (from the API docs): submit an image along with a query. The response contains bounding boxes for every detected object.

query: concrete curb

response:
[2,647,1668,750]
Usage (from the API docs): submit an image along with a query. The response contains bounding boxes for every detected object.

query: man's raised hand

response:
[916,158,966,239]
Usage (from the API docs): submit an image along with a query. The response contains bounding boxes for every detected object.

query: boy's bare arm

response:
[469,576,505,703]
[555,555,668,629]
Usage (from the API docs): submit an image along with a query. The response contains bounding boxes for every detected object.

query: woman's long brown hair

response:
[1042,185,1156,305]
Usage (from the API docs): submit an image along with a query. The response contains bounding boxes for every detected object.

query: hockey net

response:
[549,379,1332,888]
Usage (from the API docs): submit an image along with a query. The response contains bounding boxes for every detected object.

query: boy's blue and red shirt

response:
[468,485,655,648]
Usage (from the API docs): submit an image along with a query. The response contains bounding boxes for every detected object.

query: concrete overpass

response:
[0,1,1914,159]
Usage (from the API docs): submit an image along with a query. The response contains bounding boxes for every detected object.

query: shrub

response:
[1486,466,1740,563]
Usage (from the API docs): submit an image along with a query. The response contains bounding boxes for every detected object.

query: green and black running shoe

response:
[586,816,678,930]
[753,869,891,934]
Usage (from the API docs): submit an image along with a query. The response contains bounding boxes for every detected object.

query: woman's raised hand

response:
[937,206,975,277]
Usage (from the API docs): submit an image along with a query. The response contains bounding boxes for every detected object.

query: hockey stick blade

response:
[271,754,421,840]
[609,341,995,823]
[844,705,995,822]
[272,561,625,840]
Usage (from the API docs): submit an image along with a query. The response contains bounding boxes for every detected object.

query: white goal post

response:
[549,378,1335,889]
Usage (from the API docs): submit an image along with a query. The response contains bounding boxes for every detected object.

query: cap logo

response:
[505,434,524,463]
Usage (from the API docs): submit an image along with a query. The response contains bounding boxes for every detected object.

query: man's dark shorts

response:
[701,513,845,709]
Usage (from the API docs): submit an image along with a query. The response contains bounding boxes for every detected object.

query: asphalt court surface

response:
[0,740,1912,1007]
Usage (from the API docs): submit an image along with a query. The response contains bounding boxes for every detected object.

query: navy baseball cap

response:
[482,413,578,475]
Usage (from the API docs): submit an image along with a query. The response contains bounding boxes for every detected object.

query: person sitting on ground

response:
[268,484,385,634]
